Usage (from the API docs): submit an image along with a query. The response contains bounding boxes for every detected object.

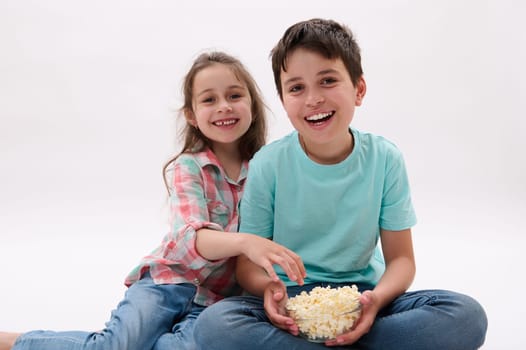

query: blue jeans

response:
[13,274,204,350]
[194,283,488,350]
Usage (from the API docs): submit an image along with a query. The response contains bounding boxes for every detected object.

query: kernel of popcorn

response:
[286,285,362,341]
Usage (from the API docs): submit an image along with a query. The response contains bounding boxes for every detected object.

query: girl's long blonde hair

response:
[163,51,268,192]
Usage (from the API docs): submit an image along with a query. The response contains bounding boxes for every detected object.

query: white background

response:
[1,0,524,349]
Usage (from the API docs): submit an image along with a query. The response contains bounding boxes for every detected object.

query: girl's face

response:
[189,63,253,148]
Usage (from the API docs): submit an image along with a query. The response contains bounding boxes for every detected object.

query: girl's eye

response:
[202,97,215,103]
[230,93,242,100]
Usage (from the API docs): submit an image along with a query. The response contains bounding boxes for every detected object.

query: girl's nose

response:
[217,100,233,113]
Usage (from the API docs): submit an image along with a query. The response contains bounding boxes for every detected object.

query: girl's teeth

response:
[214,119,236,126]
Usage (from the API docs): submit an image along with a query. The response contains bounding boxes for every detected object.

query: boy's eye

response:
[288,84,304,93]
[321,77,337,85]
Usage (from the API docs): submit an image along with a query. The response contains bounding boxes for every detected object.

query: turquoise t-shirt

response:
[239,128,417,286]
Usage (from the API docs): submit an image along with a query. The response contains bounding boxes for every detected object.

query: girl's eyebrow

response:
[196,84,245,98]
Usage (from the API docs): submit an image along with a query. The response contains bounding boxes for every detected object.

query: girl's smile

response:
[212,118,240,127]
[189,63,253,147]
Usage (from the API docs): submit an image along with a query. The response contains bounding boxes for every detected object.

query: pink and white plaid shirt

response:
[125,148,247,306]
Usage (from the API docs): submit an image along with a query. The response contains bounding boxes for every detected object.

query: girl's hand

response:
[242,234,306,285]
[263,280,299,335]
[324,290,379,347]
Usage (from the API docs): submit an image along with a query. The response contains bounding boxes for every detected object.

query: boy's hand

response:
[242,235,306,285]
[263,280,299,335]
[325,290,379,346]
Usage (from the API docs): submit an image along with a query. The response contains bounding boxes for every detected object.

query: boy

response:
[194,18,487,349]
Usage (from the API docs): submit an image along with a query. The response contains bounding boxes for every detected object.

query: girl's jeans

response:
[13,273,203,350]
[194,283,488,350]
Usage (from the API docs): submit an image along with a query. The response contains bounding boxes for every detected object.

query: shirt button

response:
[193,278,200,285]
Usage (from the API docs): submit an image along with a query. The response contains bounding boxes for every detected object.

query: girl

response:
[0,51,305,350]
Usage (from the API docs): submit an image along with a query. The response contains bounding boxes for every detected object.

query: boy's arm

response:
[235,253,274,296]
[374,228,416,307]
[327,228,415,346]
[236,253,300,334]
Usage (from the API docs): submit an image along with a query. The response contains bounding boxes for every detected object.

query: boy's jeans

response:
[194,283,488,350]
[13,274,203,350]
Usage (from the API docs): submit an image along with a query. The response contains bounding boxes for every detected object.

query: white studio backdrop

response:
[1,1,524,349]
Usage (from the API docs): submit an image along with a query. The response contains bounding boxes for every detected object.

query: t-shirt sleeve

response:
[379,146,417,231]
[238,155,275,238]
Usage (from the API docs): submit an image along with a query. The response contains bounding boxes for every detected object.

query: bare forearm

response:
[197,229,306,286]
[195,228,246,260]
[373,256,415,309]
[374,228,416,309]
[236,255,273,296]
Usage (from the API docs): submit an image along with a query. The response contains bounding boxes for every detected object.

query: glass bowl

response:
[287,303,362,342]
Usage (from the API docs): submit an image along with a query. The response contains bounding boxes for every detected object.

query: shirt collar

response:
[193,147,248,184]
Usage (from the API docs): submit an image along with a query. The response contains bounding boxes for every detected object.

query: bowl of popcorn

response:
[286,285,362,343]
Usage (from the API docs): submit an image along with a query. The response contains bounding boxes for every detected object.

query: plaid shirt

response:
[125,148,247,306]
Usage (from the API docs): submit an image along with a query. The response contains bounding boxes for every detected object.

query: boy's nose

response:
[306,94,324,107]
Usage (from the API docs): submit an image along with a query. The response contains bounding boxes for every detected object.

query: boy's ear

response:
[355,76,367,106]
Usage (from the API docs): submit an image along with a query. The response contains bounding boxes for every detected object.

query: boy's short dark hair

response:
[270,18,363,99]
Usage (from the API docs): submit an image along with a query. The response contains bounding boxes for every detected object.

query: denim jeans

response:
[13,274,204,350]
[194,283,488,350]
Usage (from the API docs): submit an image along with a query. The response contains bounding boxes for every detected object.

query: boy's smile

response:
[305,111,335,125]
[280,48,366,164]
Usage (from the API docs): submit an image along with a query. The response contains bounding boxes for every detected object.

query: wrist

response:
[236,232,255,256]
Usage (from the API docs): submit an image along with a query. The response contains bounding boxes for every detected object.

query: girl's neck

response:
[211,143,243,181]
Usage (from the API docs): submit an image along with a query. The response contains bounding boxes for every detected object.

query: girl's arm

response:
[164,157,304,284]
[326,228,415,346]
[195,229,305,285]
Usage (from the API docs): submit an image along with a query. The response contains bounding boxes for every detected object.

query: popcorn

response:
[286,285,362,341]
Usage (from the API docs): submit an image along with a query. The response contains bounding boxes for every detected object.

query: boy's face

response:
[280,48,365,152]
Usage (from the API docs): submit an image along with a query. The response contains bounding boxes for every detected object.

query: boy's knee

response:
[451,292,488,347]
[193,303,225,340]
[466,296,488,343]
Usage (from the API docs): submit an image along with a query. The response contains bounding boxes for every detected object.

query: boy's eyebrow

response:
[318,68,340,76]
[196,84,245,98]
[282,69,341,86]
[282,76,302,86]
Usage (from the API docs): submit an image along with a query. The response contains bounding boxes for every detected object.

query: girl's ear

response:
[184,108,197,128]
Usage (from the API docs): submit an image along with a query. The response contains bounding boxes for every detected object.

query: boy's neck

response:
[299,132,354,165]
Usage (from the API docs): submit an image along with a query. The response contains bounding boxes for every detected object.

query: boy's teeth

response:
[306,112,331,121]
